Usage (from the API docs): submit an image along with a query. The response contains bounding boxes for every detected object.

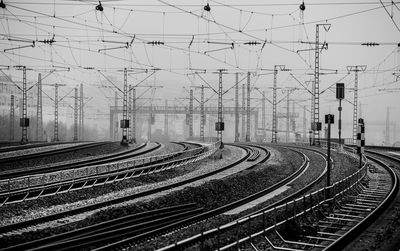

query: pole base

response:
[120,137,129,146]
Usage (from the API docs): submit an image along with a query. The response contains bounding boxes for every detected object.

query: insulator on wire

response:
[0,0,6,9]
[299,1,305,11]
[96,1,103,12]
[361,42,379,46]
[204,3,211,12]
[147,41,165,45]
[244,41,260,45]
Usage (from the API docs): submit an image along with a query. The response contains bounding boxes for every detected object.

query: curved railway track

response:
[157,145,397,251]
[0,141,109,164]
[0,142,216,234]
[0,143,261,249]
[0,141,73,153]
[22,144,318,251]
[0,141,152,179]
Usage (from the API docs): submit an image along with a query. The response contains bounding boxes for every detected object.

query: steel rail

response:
[0,141,109,164]
[0,141,151,179]
[0,142,220,233]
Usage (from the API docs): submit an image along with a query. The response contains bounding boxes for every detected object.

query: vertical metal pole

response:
[245,72,251,142]
[73,87,78,141]
[217,70,224,148]
[164,99,169,140]
[234,72,239,142]
[241,83,245,141]
[327,117,331,198]
[189,89,193,138]
[353,67,359,145]
[272,66,277,143]
[128,84,132,143]
[385,107,390,145]
[121,68,128,145]
[148,105,152,141]
[291,99,296,132]
[313,25,321,145]
[10,95,14,141]
[262,91,266,141]
[36,73,43,141]
[21,66,28,143]
[338,99,342,145]
[200,85,205,142]
[54,83,59,142]
[80,83,84,141]
[286,91,290,142]
[114,91,118,141]
[303,106,307,141]
[132,88,136,143]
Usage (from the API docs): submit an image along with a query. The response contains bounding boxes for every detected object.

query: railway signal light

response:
[336,83,344,147]
[325,114,334,199]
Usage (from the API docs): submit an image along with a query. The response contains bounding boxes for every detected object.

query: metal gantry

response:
[73,87,78,141]
[246,72,251,142]
[347,65,367,144]
[10,95,14,141]
[36,73,43,141]
[234,72,239,142]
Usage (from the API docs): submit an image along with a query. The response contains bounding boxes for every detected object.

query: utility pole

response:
[312,24,331,145]
[120,68,129,145]
[20,66,29,144]
[128,84,132,143]
[189,89,194,138]
[272,65,289,143]
[347,65,367,145]
[246,72,251,142]
[286,91,290,142]
[114,91,118,141]
[73,87,78,141]
[10,95,14,141]
[200,85,205,142]
[262,91,266,141]
[303,106,307,141]
[79,83,84,141]
[241,83,246,141]
[216,69,225,148]
[54,83,59,141]
[385,107,390,145]
[131,88,136,143]
[36,73,43,141]
[234,72,239,142]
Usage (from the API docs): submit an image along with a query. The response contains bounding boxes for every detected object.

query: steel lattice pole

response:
[200,85,205,142]
[36,73,43,141]
[234,73,239,142]
[189,89,194,138]
[128,85,132,143]
[164,99,169,140]
[245,72,251,142]
[272,66,278,143]
[80,83,84,141]
[313,25,321,145]
[241,83,246,141]
[262,91,266,141]
[21,66,28,143]
[73,87,78,141]
[10,95,14,141]
[54,83,59,142]
[131,88,136,143]
[217,70,223,148]
[121,68,128,145]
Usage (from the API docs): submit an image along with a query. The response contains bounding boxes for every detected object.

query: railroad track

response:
[0,142,219,235]
[43,144,320,251]
[0,141,72,153]
[161,145,397,251]
[0,142,199,206]
[0,141,109,164]
[0,141,153,179]
[0,142,260,249]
